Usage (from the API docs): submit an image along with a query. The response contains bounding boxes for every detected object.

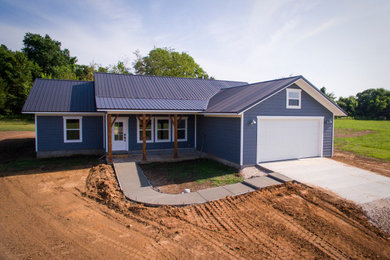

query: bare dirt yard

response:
[1,162,390,259]
[1,131,390,259]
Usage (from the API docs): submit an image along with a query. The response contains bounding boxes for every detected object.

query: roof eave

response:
[236,77,347,116]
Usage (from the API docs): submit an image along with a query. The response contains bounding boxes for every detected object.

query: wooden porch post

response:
[142,114,147,160]
[108,114,112,163]
[174,114,178,158]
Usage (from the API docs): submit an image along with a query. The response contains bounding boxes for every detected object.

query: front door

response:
[112,117,128,151]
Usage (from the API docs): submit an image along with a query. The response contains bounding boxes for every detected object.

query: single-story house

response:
[22,72,346,168]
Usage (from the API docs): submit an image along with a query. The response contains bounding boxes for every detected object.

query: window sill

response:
[64,140,82,143]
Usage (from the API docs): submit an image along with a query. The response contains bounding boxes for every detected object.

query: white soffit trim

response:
[239,78,346,116]
[293,78,346,116]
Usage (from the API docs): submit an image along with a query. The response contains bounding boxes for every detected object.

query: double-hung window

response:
[63,116,82,143]
[172,117,187,142]
[155,117,171,142]
[137,117,154,143]
[286,89,301,109]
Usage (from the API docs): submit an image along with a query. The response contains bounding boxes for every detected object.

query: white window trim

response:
[171,117,188,142]
[136,117,154,143]
[286,89,301,109]
[63,116,82,143]
[154,117,171,143]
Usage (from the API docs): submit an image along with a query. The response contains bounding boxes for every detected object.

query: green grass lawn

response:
[141,159,243,187]
[0,118,35,131]
[334,119,390,161]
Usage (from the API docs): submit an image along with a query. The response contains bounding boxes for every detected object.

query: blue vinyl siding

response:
[242,84,333,165]
[126,115,195,151]
[37,116,104,151]
[196,116,240,164]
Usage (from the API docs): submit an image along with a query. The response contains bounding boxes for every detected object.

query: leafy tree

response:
[337,96,358,117]
[41,65,79,80]
[133,48,210,78]
[109,60,130,74]
[74,64,95,81]
[320,86,336,101]
[22,33,76,78]
[0,45,40,114]
[356,88,390,119]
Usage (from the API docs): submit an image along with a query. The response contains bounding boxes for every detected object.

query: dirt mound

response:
[85,164,146,214]
[84,164,390,259]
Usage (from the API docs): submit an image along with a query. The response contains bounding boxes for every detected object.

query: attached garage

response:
[256,116,323,163]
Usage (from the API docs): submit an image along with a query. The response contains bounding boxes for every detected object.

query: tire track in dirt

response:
[224,195,299,259]
[293,188,382,239]
[178,206,246,259]
[269,211,350,260]
[251,190,350,260]
[3,163,390,259]
[243,193,336,259]
[79,226,146,259]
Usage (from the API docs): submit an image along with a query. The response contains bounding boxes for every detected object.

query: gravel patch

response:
[361,197,390,235]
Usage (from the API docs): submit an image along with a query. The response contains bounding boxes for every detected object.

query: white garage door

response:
[257,116,323,163]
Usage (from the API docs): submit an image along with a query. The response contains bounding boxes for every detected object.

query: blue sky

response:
[0,0,389,97]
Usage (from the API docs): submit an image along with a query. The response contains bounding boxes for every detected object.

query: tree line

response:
[320,87,390,120]
[0,32,388,119]
[0,33,210,115]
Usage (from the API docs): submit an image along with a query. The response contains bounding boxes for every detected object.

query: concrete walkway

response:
[114,161,290,206]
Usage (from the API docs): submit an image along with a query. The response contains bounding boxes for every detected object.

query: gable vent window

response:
[286,89,301,109]
[63,116,82,143]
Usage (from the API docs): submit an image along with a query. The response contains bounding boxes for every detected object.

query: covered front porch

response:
[105,112,198,163]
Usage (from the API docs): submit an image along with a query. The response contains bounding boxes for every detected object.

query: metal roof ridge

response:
[217,75,303,91]
[94,72,247,84]
[96,96,208,101]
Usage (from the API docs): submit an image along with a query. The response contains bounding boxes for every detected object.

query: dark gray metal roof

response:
[22,79,96,112]
[23,73,344,115]
[94,72,247,110]
[205,76,302,113]
[96,97,207,111]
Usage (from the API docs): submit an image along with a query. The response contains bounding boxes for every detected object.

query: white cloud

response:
[0,0,389,97]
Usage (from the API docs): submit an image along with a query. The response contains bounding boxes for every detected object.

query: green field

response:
[334,119,390,161]
[0,119,35,131]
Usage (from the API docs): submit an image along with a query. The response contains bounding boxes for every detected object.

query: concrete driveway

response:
[259,158,390,205]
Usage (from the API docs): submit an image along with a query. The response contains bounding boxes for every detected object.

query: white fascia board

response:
[100,109,202,114]
[294,78,346,116]
[239,78,347,116]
